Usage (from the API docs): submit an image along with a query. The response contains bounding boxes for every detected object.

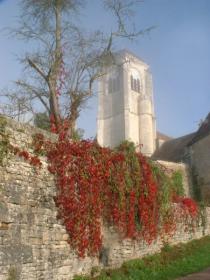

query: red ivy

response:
[12,146,42,168]
[13,117,199,258]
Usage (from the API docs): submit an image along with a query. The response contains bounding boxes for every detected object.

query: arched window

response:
[130,70,141,93]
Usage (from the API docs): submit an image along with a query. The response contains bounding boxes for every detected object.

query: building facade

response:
[97,50,156,156]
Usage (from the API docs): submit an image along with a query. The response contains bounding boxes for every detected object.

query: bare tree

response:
[2,0,154,136]
[0,89,34,122]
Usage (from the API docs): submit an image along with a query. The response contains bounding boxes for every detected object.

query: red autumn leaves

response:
[12,146,42,168]
[40,134,198,257]
[14,127,198,258]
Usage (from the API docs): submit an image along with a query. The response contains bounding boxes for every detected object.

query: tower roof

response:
[116,49,149,67]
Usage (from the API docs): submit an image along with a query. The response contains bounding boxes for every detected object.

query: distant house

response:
[156,131,173,150]
[152,132,195,163]
[152,113,210,204]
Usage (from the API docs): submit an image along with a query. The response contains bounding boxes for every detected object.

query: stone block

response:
[0,222,9,230]
[0,245,33,266]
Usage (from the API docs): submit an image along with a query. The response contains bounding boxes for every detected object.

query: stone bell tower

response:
[97,50,156,156]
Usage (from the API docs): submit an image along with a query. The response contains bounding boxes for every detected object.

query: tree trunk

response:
[49,0,63,127]
[68,110,78,138]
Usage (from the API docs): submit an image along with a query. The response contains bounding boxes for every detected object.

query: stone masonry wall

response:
[0,117,210,280]
[0,117,99,280]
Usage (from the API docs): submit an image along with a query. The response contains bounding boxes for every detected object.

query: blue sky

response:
[0,0,209,138]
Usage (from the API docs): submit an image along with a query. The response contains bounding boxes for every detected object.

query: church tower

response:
[97,50,156,156]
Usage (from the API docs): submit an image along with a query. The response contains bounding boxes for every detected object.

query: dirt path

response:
[177,267,210,280]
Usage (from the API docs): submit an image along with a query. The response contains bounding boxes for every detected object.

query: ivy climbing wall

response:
[0,116,210,280]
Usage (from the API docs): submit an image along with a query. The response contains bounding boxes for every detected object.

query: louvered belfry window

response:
[130,74,140,93]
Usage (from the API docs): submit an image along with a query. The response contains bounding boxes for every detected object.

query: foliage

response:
[171,171,185,196]
[12,146,42,168]
[33,112,84,139]
[34,112,51,131]
[198,201,207,235]
[1,116,199,258]
[32,133,46,156]
[150,163,196,235]
[0,117,42,168]
[0,116,10,166]
[7,267,17,280]
[71,128,84,141]
[74,236,210,279]
[30,121,199,258]
[191,166,203,202]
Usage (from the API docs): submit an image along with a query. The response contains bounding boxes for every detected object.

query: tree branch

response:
[16,80,50,113]
[27,58,48,82]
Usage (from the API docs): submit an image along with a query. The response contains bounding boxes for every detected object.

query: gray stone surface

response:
[0,245,33,265]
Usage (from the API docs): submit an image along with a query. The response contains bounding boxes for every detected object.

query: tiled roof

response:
[152,133,196,163]
[116,49,148,66]
[156,131,173,141]
[153,113,210,162]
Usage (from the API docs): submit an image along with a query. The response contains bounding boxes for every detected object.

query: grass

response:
[73,236,210,280]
